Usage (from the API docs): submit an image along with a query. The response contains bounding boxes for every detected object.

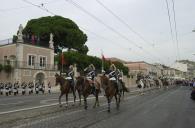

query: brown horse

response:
[75,76,101,110]
[100,75,122,112]
[55,74,76,107]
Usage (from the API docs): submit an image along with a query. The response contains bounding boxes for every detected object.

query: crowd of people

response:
[0,81,52,96]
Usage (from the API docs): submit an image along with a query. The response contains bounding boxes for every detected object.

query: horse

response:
[100,75,122,112]
[136,78,145,95]
[55,73,76,107]
[160,78,169,89]
[75,76,101,109]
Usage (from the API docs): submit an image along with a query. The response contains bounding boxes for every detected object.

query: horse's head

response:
[55,73,61,86]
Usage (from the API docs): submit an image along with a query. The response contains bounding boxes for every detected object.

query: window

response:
[28,55,35,66]
[4,56,8,65]
[40,56,46,67]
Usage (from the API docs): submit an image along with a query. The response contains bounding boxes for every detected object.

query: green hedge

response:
[3,65,12,73]
[0,64,3,72]
[55,51,129,75]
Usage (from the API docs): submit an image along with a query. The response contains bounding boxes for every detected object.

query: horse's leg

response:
[97,90,100,107]
[59,92,64,107]
[93,90,99,108]
[117,93,121,110]
[72,86,76,106]
[65,93,68,107]
[78,90,82,106]
[107,97,111,113]
[84,96,88,110]
[115,94,118,109]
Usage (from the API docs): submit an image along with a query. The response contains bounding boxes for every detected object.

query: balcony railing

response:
[0,60,58,71]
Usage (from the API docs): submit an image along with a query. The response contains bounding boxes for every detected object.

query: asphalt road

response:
[0,87,140,114]
[1,86,194,128]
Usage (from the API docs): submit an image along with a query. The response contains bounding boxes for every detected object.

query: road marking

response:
[13,109,84,128]
[0,87,158,115]
[0,96,103,115]
[0,101,23,106]
[40,98,58,104]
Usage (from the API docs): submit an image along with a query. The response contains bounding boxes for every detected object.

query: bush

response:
[0,64,3,72]
[3,65,12,73]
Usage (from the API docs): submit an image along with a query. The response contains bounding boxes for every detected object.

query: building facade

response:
[124,61,162,78]
[0,42,58,85]
[0,25,58,85]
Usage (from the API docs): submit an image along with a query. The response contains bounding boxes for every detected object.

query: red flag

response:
[102,54,106,61]
[61,53,65,65]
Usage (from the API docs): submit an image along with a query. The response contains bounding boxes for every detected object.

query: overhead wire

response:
[95,0,155,47]
[165,0,178,60]
[94,0,169,60]
[65,0,164,63]
[21,0,133,55]
[171,0,180,60]
[22,0,163,63]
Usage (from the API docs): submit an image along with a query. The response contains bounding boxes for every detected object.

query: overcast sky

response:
[1,0,195,66]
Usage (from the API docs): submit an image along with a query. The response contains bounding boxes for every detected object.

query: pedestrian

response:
[48,82,51,94]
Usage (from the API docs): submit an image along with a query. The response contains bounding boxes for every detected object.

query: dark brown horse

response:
[100,75,122,112]
[55,74,76,107]
[75,76,101,109]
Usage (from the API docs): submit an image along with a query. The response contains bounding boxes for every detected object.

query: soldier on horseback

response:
[108,64,120,92]
[84,64,96,94]
[108,64,117,80]
[66,65,75,87]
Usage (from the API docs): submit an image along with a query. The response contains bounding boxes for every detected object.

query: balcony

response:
[0,60,58,71]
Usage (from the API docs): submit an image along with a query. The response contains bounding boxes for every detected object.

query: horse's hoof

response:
[84,106,88,110]
[59,105,62,108]
[72,103,75,106]
[107,109,110,113]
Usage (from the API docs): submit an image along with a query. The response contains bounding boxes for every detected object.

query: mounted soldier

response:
[117,69,124,90]
[65,65,75,87]
[108,64,117,80]
[84,64,96,94]
[108,64,120,92]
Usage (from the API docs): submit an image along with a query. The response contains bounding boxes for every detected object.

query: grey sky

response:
[0,0,195,65]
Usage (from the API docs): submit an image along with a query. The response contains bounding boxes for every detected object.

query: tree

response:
[54,51,129,75]
[22,16,88,54]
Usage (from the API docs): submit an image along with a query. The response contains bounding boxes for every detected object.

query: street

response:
[0,86,194,128]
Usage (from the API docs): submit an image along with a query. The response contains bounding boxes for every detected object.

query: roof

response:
[0,42,52,50]
[106,57,127,63]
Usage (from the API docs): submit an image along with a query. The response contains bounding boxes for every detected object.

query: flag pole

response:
[101,49,104,73]
[61,52,63,73]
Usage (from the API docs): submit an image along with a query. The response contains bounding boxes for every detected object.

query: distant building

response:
[171,61,195,79]
[124,61,161,78]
